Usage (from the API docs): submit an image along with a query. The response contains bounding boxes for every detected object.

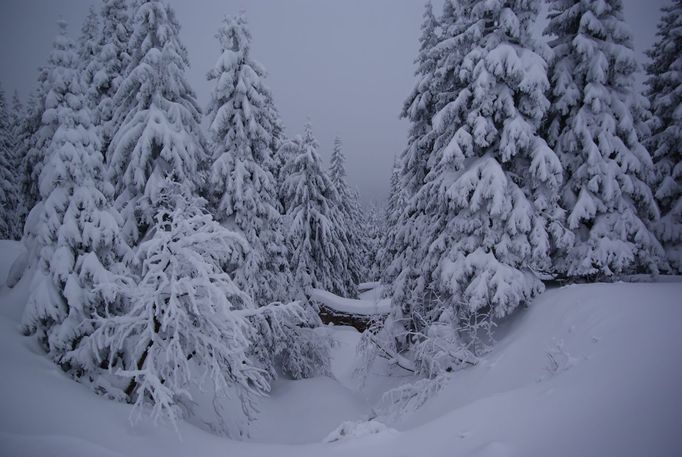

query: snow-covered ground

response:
[1,240,681,457]
[310,287,390,315]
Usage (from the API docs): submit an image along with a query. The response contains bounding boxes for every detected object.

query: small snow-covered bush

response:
[89,188,268,432]
[373,373,452,422]
[323,419,397,443]
[544,339,576,376]
[246,301,331,380]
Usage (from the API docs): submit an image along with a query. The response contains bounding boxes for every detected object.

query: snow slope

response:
[1,240,681,456]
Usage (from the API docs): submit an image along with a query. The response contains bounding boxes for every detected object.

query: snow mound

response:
[310,287,390,315]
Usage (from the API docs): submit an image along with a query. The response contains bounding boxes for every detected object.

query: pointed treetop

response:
[217,12,251,54]
[330,136,347,187]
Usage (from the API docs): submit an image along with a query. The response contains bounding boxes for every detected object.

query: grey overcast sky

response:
[0,0,667,205]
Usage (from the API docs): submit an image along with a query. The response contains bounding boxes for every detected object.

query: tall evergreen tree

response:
[0,85,20,240]
[108,0,206,244]
[206,14,290,306]
[545,0,664,278]
[78,6,101,87]
[88,0,131,152]
[380,2,440,282]
[385,0,565,373]
[21,60,56,215]
[329,136,365,285]
[397,0,440,200]
[7,92,26,233]
[646,0,682,272]
[281,122,356,297]
[21,21,129,376]
[377,155,405,278]
[362,202,385,281]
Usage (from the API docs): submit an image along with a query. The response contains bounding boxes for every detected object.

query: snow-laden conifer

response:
[646,0,682,272]
[0,86,20,240]
[380,2,440,282]
[281,122,356,297]
[384,0,565,374]
[78,6,101,107]
[545,0,664,278]
[108,0,206,244]
[206,14,290,305]
[398,0,440,200]
[329,136,365,284]
[88,0,131,151]
[21,22,129,376]
[21,44,62,214]
[361,202,385,281]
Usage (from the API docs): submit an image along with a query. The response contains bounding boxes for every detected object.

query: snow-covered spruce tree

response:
[87,0,131,153]
[384,0,566,375]
[108,0,206,244]
[20,21,129,376]
[361,202,385,281]
[78,6,101,101]
[646,0,682,273]
[12,91,46,239]
[381,0,466,316]
[10,92,26,220]
[397,0,440,200]
[379,2,440,283]
[545,0,664,278]
[281,122,356,298]
[377,156,405,278]
[267,100,286,188]
[206,14,290,306]
[21,44,61,215]
[0,85,20,240]
[329,136,365,284]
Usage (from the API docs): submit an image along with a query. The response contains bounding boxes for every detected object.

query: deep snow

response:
[310,287,391,315]
[0,240,681,457]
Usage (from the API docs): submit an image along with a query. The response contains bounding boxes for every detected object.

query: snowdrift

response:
[0,240,680,457]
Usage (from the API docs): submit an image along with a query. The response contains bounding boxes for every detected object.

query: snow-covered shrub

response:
[544,339,576,377]
[373,373,452,422]
[246,301,330,380]
[323,419,397,443]
[90,185,268,432]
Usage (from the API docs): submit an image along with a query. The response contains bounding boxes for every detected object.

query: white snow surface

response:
[1,240,681,456]
[310,287,391,315]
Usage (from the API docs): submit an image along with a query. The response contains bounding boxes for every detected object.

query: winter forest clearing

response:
[0,0,681,456]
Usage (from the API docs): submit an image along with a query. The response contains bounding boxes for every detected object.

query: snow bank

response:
[310,288,390,316]
[1,240,680,457]
[357,281,380,291]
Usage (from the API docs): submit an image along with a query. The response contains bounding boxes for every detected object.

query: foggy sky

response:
[0,0,668,205]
